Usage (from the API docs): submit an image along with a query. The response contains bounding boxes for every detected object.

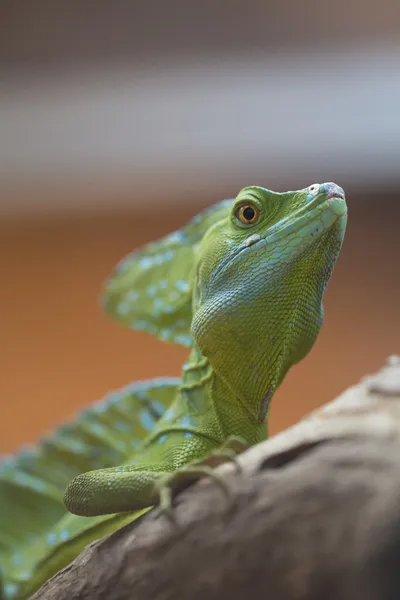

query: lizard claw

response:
[198,447,243,473]
[156,465,231,521]
[155,436,248,521]
[193,436,248,472]
[158,482,175,522]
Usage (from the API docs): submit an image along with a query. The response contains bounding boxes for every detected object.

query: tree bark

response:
[33,356,400,600]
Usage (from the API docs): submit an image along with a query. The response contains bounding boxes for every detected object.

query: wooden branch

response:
[33,356,400,600]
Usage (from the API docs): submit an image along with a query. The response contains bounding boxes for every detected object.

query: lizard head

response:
[191,182,347,419]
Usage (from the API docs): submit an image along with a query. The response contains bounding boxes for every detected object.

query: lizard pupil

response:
[235,202,260,225]
[243,206,255,221]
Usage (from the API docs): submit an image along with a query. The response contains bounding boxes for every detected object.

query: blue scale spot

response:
[65,440,87,454]
[158,434,167,444]
[163,305,175,314]
[169,291,179,301]
[47,532,57,545]
[139,257,153,270]
[163,408,174,423]
[147,285,157,296]
[174,334,192,346]
[107,393,121,405]
[0,456,16,472]
[153,298,165,309]
[184,432,193,439]
[132,320,148,330]
[181,415,194,427]
[4,583,19,598]
[89,423,107,437]
[168,230,186,243]
[79,409,93,421]
[126,290,139,301]
[114,259,129,274]
[14,473,46,493]
[11,554,24,566]
[158,280,168,289]
[164,250,175,261]
[117,301,131,316]
[139,410,156,432]
[93,400,107,413]
[159,329,171,340]
[17,447,35,460]
[175,280,189,292]
[60,530,70,541]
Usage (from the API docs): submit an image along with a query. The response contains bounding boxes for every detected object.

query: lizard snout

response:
[321,182,345,200]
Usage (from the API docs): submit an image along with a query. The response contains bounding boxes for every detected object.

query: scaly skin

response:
[0,182,347,599]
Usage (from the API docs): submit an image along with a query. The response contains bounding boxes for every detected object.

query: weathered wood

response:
[33,356,400,600]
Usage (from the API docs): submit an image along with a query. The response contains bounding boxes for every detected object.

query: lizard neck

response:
[175,343,269,446]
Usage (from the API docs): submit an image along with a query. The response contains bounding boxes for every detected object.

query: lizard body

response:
[0,182,347,599]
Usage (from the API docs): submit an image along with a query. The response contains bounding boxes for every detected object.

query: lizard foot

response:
[157,465,231,520]
[195,436,249,472]
[155,436,248,521]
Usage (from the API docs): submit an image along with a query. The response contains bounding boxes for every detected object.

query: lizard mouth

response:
[327,190,345,201]
[255,191,346,245]
[212,190,346,280]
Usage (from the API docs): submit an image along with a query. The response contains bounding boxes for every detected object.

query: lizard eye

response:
[308,183,320,195]
[235,202,260,225]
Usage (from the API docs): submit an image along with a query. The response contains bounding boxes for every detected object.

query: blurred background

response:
[1,1,399,454]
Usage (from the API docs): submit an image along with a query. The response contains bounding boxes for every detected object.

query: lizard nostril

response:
[323,182,345,200]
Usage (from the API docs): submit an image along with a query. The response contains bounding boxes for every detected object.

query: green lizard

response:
[0,182,347,599]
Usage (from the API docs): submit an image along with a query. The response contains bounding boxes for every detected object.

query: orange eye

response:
[235,203,260,225]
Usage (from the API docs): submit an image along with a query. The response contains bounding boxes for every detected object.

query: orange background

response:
[0,191,398,454]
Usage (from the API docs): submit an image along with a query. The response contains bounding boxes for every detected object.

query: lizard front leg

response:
[64,437,248,518]
[64,464,171,516]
